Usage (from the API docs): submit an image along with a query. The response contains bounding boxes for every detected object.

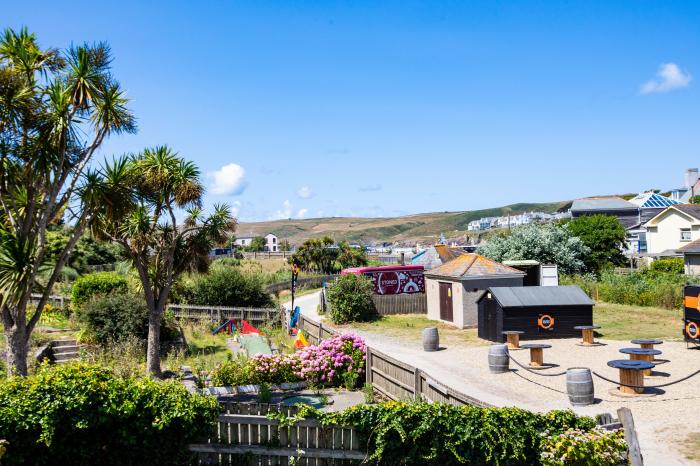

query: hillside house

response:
[644,204,700,259]
[234,233,279,251]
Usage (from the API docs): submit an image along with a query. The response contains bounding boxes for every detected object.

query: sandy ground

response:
[292,292,700,466]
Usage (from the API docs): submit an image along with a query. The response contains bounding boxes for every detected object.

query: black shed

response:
[477,285,594,342]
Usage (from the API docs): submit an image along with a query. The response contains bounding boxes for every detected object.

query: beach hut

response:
[476,285,594,342]
[425,254,525,328]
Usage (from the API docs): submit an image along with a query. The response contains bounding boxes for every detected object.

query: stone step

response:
[53,351,79,361]
[53,345,79,355]
[52,339,78,348]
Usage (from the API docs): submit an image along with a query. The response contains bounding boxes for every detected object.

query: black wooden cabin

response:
[477,285,594,342]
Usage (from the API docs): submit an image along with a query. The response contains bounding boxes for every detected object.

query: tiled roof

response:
[571,197,638,211]
[674,204,700,221]
[679,238,700,253]
[426,254,524,279]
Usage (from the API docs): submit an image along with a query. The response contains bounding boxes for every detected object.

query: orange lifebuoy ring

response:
[538,314,555,330]
[686,321,700,340]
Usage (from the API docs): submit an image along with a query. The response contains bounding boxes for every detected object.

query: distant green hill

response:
[236,200,572,246]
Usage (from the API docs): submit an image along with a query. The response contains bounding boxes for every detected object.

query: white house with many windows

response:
[644,205,700,258]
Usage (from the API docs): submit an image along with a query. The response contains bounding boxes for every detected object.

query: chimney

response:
[685,168,699,190]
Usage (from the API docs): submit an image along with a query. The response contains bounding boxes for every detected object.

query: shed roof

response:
[480,285,593,307]
[571,197,638,212]
[679,238,700,254]
[425,254,524,279]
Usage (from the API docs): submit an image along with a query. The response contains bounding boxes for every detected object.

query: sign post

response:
[290,262,299,313]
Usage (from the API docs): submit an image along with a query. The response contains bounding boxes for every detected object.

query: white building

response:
[234,233,279,251]
[644,205,700,258]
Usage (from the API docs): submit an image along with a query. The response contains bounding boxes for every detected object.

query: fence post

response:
[366,347,373,386]
[318,322,323,343]
[414,368,422,401]
[617,407,643,466]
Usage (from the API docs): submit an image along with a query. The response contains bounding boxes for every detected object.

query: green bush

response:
[80,292,174,345]
[327,274,377,324]
[0,363,219,466]
[173,266,273,307]
[649,257,684,274]
[279,402,603,465]
[70,272,128,312]
[540,427,627,465]
[562,269,699,309]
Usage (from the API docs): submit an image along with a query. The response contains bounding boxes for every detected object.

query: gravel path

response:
[293,292,700,466]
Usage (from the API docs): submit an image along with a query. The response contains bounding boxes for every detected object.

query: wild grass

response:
[593,301,682,341]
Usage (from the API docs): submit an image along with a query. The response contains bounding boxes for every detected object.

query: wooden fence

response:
[29,293,70,309]
[371,293,426,315]
[190,402,364,465]
[266,275,339,295]
[297,314,491,408]
[168,304,283,326]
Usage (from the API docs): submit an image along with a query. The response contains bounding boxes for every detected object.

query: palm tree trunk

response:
[4,320,29,377]
[145,306,163,377]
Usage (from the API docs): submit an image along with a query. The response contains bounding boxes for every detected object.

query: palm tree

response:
[0,28,135,376]
[96,147,236,376]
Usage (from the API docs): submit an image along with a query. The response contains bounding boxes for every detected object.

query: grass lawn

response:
[593,301,683,341]
[330,314,487,347]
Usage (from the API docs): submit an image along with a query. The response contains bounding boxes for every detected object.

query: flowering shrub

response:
[540,427,627,465]
[210,334,367,389]
[296,333,366,386]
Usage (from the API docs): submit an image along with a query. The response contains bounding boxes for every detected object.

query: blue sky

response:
[7,1,700,221]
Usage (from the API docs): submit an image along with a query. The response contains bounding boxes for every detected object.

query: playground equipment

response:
[212,319,237,335]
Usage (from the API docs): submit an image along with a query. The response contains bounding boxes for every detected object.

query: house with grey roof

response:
[645,204,700,260]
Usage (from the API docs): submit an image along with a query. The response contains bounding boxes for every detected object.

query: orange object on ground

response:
[241,320,261,335]
[294,331,309,349]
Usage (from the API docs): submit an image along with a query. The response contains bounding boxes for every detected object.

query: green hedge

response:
[0,363,218,466]
[70,272,128,312]
[172,266,272,308]
[562,270,699,309]
[275,402,624,465]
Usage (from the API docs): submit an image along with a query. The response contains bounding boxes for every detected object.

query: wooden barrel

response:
[488,344,509,373]
[566,367,594,406]
[422,327,439,352]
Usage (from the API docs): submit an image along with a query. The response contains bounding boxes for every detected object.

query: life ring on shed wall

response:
[686,321,700,340]
[538,314,555,330]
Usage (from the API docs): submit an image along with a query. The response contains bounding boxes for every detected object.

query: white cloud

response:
[640,63,691,94]
[296,185,313,199]
[208,163,247,195]
[272,200,293,220]
[297,208,308,218]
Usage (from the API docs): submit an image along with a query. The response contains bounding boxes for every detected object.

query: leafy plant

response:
[275,402,600,465]
[0,363,219,466]
[259,383,272,403]
[80,291,173,345]
[649,257,684,275]
[479,223,589,275]
[70,272,128,312]
[540,427,627,465]
[173,264,273,308]
[327,274,377,324]
[565,215,627,273]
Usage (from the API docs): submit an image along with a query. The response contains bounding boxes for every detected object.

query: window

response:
[273,237,276,243]
[681,228,691,242]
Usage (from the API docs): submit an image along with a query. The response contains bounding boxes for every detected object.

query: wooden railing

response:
[190,402,364,465]
[266,275,338,295]
[297,314,491,408]
[168,304,283,326]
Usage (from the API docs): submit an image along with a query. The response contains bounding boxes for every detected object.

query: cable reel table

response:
[502,330,525,350]
[619,348,661,376]
[520,343,552,369]
[573,325,602,346]
[631,339,665,364]
[607,359,655,396]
